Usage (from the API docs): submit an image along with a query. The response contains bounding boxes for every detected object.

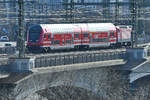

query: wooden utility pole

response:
[17,0,25,58]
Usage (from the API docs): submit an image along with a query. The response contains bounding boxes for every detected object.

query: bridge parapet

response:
[126,47,148,61]
[0,47,16,54]
[35,50,125,68]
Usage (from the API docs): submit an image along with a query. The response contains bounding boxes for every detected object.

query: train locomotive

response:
[27,23,132,52]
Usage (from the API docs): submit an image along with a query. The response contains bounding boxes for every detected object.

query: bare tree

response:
[132,82,150,100]
[31,68,132,100]
[96,68,132,100]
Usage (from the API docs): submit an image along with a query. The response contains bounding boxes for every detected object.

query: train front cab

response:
[27,25,44,52]
[116,25,132,47]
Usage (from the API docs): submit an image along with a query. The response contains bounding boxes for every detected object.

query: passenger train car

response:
[27,23,132,52]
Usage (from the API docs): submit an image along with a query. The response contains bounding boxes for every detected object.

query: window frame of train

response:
[65,39,72,44]
[43,34,48,40]
[74,33,80,39]
[110,31,115,37]
[48,34,51,40]
[83,32,89,38]
[54,40,60,45]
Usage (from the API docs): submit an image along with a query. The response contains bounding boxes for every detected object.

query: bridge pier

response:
[8,57,35,72]
[126,47,147,61]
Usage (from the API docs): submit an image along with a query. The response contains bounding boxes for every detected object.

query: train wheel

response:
[84,45,89,50]
[74,46,79,50]
[44,47,50,52]
[116,43,122,48]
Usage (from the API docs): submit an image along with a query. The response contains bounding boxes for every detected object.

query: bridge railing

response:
[0,59,8,66]
[35,51,126,68]
[0,47,16,71]
[147,49,150,56]
[0,58,9,71]
[0,47,16,54]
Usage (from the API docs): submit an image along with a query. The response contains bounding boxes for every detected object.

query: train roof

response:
[30,23,116,34]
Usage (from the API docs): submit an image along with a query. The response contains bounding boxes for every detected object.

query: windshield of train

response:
[28,26,41,43]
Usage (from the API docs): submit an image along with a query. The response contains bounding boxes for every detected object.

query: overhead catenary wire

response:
[0,0,149,27]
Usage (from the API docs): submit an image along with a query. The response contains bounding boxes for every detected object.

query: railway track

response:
[0,47,126,58]
[0,44,149,68]
[26,48,125,57]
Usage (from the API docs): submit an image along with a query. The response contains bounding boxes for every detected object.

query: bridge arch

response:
[132,75,150,85]
[15,80,99,100]
[130,72,150,83]
[15,68,107,100]
[23,85,100,100]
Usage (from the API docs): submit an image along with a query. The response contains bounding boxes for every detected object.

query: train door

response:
[101,32,109,46]
[43,33,51,46]
[47,33,52,47]
[64,34,73,49]
[53,34,63,49]
[74,31,81,48]
[81,31,90,47]
[109,30,117,45]
[80,24,89,48]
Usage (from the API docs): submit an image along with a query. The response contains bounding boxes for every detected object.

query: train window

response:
[48,34,51,39]
[29,25,42,42]
[54,40,60,45]
[83,33,88,38]
[103,38,108,42]
[43,34,47,39]
[62,40,65,44]
[75,34,79,38]
[66,40,71,44]
[93,38,108,42]
[110,32,114,36]
[51,38,53,44]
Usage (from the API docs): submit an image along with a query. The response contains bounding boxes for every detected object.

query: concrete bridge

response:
[0,47,150,99]
[0,59,125,100]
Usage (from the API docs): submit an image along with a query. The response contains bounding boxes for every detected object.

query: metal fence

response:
[35,51,126,68]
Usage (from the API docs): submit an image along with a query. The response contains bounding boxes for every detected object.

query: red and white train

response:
[27,23,132,52]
